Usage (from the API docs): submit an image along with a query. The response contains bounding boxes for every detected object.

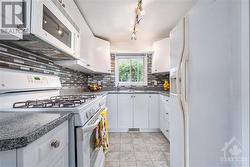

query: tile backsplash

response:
[0,43,169,91]
[88,54,169,90]
[0,43,88,89]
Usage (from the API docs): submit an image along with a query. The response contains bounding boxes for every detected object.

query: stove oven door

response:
[76,112,105,167]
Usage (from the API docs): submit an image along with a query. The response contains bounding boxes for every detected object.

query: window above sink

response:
[115,54,148,86]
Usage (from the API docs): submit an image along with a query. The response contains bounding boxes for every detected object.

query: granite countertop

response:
[0,112,72,151]
[79,90,170,97]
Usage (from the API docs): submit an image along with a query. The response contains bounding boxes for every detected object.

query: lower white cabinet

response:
[134,94,149,128]
[160,95,170,139]
[17,121,68,167]
[107,93,160,132]
[148,94,160,129]
[117,94,133,129]
[106,94,118,129]
[0,121,69,167]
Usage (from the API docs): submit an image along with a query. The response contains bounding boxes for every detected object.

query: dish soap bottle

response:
[163,80,170,91]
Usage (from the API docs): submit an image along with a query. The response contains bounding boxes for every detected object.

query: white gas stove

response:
[0,68,106,167]
[0,68,106,126]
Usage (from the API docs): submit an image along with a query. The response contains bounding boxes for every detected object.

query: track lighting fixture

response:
[131,0,145,40]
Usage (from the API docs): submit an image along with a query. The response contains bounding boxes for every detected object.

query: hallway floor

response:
[105,132,170,167]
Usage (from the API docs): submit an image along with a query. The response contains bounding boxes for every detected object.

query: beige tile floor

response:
[105,132,170,167]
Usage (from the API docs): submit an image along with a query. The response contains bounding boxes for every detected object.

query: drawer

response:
[17,121,69,167]
[163,110,169,121]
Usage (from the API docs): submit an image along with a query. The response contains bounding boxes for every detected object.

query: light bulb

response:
[140,9,145,16]
[132,33,136,38]
[57,29,63,35]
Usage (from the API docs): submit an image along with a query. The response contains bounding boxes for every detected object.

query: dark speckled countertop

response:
[76,90,170,97]
[0,112,72,151]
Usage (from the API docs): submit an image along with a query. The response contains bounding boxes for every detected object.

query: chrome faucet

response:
[116,83,120,91]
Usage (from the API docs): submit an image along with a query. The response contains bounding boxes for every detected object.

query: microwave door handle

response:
[81,116,101,133]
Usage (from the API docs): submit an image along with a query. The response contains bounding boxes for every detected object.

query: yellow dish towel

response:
[95,108,109,152]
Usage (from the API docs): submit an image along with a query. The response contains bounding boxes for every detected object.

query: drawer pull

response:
[51,140,60,149]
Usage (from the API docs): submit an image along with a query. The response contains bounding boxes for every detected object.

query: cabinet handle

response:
[166,113,168,115]
[166,100,168,102]
[51,140,60,149]
[149,96,151,98]
[166,130,169,132]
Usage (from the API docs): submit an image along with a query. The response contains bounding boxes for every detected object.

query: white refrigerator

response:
[169,0,243,167]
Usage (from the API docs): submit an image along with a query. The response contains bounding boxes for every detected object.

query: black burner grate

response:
[13,94,96,108]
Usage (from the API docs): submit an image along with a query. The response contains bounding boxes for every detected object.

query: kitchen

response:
[0,0,249,167]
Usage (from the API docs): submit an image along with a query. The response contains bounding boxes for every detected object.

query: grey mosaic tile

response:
[88,54,169,90]
[0,43,88,89]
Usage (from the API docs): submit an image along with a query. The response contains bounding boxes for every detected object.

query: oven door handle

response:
[81,116,102,133]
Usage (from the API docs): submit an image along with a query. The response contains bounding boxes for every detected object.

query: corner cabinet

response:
[152,38,170,73]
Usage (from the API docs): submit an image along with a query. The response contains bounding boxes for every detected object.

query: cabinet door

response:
[63,0,94,67]
[117,94,133,129]
[148,94,160,128]
[92,38,111,73]
[152,38,170,73]
[160,96,165,132]
[106,94,118,129]
[133,94,149,128]
[17,122,68,167]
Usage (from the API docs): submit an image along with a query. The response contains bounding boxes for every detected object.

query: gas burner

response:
[13,94,97,109]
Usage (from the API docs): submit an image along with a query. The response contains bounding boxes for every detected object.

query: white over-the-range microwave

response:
[2,0,80,60]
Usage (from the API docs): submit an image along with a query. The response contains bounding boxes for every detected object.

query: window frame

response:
[115,54,148,86]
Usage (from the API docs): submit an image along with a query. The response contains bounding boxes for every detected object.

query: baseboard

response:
[109,128,161,133]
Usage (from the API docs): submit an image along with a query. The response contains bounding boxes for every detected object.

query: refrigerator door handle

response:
[176,16,189,167]
[176,18,185,167]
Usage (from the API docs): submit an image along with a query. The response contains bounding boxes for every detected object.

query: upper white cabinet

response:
[90,37,111,73]
[152,38,170,73]
[63,0,93,64]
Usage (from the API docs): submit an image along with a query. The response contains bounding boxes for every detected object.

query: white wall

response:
[110,40,153,53]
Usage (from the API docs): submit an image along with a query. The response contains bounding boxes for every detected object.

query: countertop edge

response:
[0,113,72,151]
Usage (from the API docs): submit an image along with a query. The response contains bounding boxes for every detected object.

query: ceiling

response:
[76,0,197,44]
